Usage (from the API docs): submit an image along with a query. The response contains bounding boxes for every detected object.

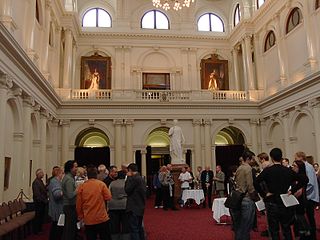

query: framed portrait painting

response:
[81,53,111,89]
[200,54,229,91]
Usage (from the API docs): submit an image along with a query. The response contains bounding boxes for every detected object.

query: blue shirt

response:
[305,161,319,203]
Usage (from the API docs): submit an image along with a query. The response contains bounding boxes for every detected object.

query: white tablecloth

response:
[212,197,230,223]
[181,189,204,205]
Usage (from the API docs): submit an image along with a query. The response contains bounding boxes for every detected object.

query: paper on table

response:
[280,193,299,207]
[57,213,65,226]
[255,199,265,211]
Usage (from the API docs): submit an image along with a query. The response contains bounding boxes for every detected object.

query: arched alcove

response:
[74,127,110,168]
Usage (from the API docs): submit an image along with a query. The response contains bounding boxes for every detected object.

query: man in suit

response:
[214,165,225,198]
[125,163,147,240]
[201,166,214,208]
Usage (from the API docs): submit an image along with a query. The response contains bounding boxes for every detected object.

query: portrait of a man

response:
[81,53,111,89]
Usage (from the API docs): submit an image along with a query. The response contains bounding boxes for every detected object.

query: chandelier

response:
[152,0,195,11]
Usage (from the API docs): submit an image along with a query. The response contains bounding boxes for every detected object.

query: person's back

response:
[109,179,127,210]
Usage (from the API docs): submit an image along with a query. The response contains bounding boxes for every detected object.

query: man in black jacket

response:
[125,163,146,240]
[201,166,214,208]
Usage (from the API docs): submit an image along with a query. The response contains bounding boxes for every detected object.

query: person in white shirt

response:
[178,167,192,207]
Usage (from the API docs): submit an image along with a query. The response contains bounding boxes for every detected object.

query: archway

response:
[145,127,171,187]
[214,126,245,186]
[74,128,110,168]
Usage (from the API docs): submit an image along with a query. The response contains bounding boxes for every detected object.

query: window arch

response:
[141,10,169,29]
[197,13,224,32]
[257,0,265,9]
[316,0,320,9]
[286,7,303,34]
[233,4,241,27]
[264,31,276,52]
[82,8,112,27]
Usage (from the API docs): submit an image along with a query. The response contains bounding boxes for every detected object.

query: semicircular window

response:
[264,31,276,52]
[82,8,112,28]
[141,10,169,30]
[286,7,303,34]
[198,13,224,32]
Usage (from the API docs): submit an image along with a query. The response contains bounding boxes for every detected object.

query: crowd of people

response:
[32,162,146,240]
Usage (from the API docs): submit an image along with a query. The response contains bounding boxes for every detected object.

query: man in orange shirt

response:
[76,166,112,240]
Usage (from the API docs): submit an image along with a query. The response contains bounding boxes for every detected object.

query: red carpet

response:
[25,196,320,240]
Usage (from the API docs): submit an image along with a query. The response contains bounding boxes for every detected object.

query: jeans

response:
[128,212,145,240]
[265,202,294,240]
[230,197,255,240]
[85,221,111,240]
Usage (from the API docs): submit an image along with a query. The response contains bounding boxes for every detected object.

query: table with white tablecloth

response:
[212,197,230,223]
[181,189,204,205]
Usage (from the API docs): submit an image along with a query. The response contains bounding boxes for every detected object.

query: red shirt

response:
[76,178,112,225]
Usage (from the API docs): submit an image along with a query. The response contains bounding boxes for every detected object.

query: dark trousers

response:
[62,205,77,240]
[128,212,145,240]
[85,221,111,240]
[33,201,46,234]
[265,202,294,240]
[49,221,63,240]
[109,210,130,234]
[162,185,175,209]
[202,185,212,208]
[305,200,317,240]
[154,188,162,207]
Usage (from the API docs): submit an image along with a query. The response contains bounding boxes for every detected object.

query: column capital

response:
[203,119,212,126]
[60,119,70,126]
[40,108,49,118]
[279,110,289,118]
[113,119,123,125]
[33,103,41,112]
[12,88,22,97]
[250,118,259,125]
[125,119,134,125]
[22,95,35,107]
[192,119,201,126]
[308,99,320,108]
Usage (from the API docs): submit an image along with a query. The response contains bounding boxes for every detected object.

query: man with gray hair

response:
[97,164,108,181]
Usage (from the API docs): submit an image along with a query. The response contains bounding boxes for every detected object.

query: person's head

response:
[216,165,221,172]
[86,165,98,179]
[35,168,44,179]
[121,163,129,172]
[160,165,167,172]
[51,166,60,177]
[167,164,172,171]
[295,151,307,162]
[242,150,255,163]
[197,166,202,172]
[98,164,107,174]
[181,167,186,173]
[257,152,269,164]
[109,165,118,178]
[127,163,139,176]
[281,158,290,167]
[64,160,78,176]
[269,148,282,163]
[77,167,86,178]
[313,163,319,172]
[173,119,178,126]
[292,160,306,175]
[205,166,210,171]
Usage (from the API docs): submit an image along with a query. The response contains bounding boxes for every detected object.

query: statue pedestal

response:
[171,163,188,207]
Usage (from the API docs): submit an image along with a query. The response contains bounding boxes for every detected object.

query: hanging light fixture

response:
[152,0,195,11]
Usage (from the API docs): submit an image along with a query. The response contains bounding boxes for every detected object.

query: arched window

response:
[234,4,241,27]
[82,8,112,27]
[286,7,303,34]
[316,0,320,9]
[264,31,276,52]
[257,0,265,9]
[141,10,169,29]
[197,13,224,32]
[35,0,40,23]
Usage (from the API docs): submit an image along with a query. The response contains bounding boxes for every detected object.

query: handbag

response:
[224,189,245,209]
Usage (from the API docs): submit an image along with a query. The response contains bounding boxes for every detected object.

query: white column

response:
[204,119,212,167]
[309,99,320,162]
[241,41,248,91]
[125,119,133,163]
[260,119,268,152]
[25,0,37,59]
[141,150,147,177]
[180,48,190,90]
[61,119,70,165]
[280,111,291,158]
[232,48,240,90]
[253,33,263,90]
[274,14,288,85]
[21,96,34,193]
[244,35,256,90]
[114,119,123,168]
[109,147,115,165]
[192,119,201,167]
[0,75,11,201]
[114,46,122,90]
[62,29,73,89]
[42,0,51,75]
[0,0,15,32]
[250,119,258,154]
[50,119,59,168]
[39,109,48,172]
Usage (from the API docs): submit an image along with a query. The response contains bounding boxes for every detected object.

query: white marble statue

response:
[168,119,185,164]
